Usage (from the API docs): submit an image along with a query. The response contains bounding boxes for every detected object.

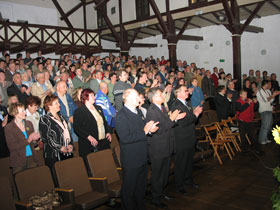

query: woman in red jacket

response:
[236,90,262,154]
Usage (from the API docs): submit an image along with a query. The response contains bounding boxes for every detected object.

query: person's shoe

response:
[186,182,200,189]
[266,139,272,143]
[259,141,267,145]
[163,194,174,201]
[176,189,188,196]
[150,201,168,209]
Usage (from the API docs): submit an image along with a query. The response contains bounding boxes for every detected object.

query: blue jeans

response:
[258,111,273,143]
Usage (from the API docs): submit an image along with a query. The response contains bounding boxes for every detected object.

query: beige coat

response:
[31,82,54,106]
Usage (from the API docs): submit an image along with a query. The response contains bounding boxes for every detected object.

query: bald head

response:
[123,88,139,108]
[56,81,67,96]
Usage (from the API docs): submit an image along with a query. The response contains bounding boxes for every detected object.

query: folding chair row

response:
[199,122,241,165]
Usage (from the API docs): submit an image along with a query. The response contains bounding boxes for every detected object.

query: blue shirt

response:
[22,131,32,157]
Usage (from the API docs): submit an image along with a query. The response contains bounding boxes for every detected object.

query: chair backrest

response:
[73,142,79,157]
[87,149,120,184]
[110,133,120,150]
[0,176,16,210]
[54,157,92,197]
[113,146,121,167]
[35,150,45,166]
[199,111,211,126]
[0,157,14,189]
[207,110,219,123]
[15,166,55,202]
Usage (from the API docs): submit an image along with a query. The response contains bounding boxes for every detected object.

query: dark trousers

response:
[174,147,194,191]
[238,120,260,151]
[150,157,170,204]
[121,164,148,210]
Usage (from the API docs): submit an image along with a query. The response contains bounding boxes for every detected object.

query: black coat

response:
[73,104,110,158]
[214,93,232,121]
[146,103,175,159]
[39,113,73,160]
[170,99,197,151]
[7,83,29,104]
[115,106,148,168]
[0,106,10,157]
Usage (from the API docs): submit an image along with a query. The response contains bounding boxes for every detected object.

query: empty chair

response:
[54,157,109,210]
[203,123,234,165]
[15,165,74,210]
[87,149,121,198]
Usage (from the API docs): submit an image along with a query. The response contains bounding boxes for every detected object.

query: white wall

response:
[126,14,280,79]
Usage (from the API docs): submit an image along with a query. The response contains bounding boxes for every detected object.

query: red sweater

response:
[235,98,255,122]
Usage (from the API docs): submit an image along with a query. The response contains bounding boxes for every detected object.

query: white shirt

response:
[257,88,274,112]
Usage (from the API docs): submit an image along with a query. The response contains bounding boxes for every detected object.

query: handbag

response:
[28,190,62,210]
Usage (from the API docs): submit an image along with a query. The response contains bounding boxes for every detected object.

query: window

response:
[97,4,107,28]
[136,0,150,20]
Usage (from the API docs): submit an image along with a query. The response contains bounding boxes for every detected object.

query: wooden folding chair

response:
[216,121,241,154]
[228,117,252,145]
[202,123,233,165]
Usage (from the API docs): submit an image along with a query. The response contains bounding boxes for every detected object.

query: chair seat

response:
[54,203,73,210]
[108,181,121,197]
[75,191,109,210]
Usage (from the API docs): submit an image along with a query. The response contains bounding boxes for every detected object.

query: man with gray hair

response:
[89,70,103,94]
[7,72,30,104]
[115,88,159,210]
[31,72,54,106]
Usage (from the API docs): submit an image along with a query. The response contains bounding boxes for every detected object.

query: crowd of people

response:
[0,50,280,209]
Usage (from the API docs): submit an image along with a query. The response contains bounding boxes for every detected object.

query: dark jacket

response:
[7,83,29,104]
[115,106,148,168]
[5,120,38,168]
[73,104,110,158]
[0,106,10,157]
[171,99,197,150]
[146,103,175,159]
[214,93,232,121]
[201,77,215,98]
[39,113,73,160]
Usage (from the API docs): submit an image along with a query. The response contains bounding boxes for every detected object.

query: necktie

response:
[161,106,164,113]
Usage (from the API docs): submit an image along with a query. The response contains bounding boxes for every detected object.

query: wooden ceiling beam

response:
[60,1,84,20]
[52,0,73,28]
[190,23,201,28]
[198,15,219,25]
[94,0,121,44]
[240,1,265,33]
[221,0,234,26]
[269,1,280,12]
[241,6,261,18]
[176,17,192,41]
[147,0,169,35]
[102,49,120,53]
[178,35,203,41]
[129,28,140,49]
[243,25,264,33]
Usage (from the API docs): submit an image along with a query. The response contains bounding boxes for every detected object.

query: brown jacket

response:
[5,120,38,168]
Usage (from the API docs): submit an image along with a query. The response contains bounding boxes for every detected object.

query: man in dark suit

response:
[214,85,233,121]
[7,72,30,105]
[115,89,158,210]
[146,87,186,208]
[171,85,203,195]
